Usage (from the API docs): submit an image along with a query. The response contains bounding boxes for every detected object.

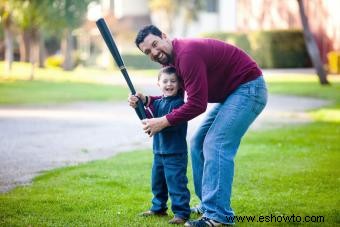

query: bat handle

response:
[136,99,150,135]
[136,99,147,120]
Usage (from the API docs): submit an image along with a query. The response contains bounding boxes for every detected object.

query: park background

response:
[0,0,339,226]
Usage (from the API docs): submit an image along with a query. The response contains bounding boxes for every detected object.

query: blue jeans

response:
[190,76,267,224]
[151,153,191,219]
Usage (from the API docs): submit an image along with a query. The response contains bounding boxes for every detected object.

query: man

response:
[129,25,267,226]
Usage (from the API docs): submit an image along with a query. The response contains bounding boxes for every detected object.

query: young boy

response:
[130,66,190,224]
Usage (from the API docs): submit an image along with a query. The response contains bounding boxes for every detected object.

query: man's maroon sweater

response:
[157,38,262,125]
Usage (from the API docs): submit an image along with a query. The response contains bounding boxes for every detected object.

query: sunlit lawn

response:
[0,122,338,226]
[266,74,340,123]
[1,61,339,108]
[0,61,158,105]
[0,80,131,105]
[0,61,158,83]
[266,74,340,103]
[0,62,339,226]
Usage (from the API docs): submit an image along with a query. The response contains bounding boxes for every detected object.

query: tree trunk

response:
[4,26,14,73]
[150,9,173,36]
[62,29,74,71]
[297,0,329,85]
[180,7,189,37]
[181,0,198,37]
[29,29,39,80]
[19,30,31,62]
[38,32,46,68]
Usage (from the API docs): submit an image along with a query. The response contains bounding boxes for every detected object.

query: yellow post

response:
[327,51,340,74]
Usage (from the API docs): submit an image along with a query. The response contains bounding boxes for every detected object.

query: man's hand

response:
[128,93,146,108]
[142,116,170,137]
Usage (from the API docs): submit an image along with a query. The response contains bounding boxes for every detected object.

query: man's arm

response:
[166,53,208,125]
[160,99,186,132]
[144,54,209,135]
[143,98,182,135]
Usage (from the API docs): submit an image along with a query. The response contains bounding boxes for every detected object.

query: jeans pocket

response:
[252,87,267,115]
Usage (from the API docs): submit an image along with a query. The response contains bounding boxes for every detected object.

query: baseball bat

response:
[96,18,147,120]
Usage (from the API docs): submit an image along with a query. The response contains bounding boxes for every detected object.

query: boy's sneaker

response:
[184,217,223,227]
[139,210,167,217]
[168,216,187,224]
[190,205,204,215]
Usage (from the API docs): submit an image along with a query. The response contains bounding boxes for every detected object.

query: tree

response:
[297,0,329,85]
[149,0,202,36]
[180,0,202,37]
[149,0,175,35]
[0,0,14,73]
[12,0,52,80]
[51,0,93,71]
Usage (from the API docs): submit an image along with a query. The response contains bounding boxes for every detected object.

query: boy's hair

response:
[158,66,177,80]
[135,25,163,48]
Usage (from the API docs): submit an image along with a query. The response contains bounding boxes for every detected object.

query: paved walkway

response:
[0,71,330,193]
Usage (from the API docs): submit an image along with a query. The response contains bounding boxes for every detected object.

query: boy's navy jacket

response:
[148,95,188,154]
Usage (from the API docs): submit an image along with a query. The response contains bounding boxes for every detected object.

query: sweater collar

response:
[162,94,180,100]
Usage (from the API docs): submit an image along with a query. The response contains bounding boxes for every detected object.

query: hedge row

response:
[121,53,159,69]
[201,30,311,68]
[118,30,311,69]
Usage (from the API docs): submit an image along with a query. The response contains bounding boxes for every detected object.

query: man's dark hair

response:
[135,25,163,48]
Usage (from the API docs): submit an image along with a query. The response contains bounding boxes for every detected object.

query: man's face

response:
[138,33,173,65]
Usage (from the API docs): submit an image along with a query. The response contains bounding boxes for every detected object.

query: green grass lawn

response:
[266,74,340,103]
[266,75,340,124]
[0,80,129,105]
[0,61,159,105]
[0,61,158,82]
[0,121,338,226]
[1,61,339,107]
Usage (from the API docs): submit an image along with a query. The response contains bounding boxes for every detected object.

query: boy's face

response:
[158,73,179,97]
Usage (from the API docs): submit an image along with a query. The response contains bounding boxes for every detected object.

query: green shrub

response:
[0,25,3,40]
[225,33,252,54]
[201,30,311,68]
[121,53,159,69]
[201,32,230,41]
[201,32,251,54]
[249,30,311,68]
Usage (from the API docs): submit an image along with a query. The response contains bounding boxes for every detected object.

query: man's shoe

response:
[190,205,204,215]
[168,216,187,224]
[184,217,223,227]
[139,210,167,217]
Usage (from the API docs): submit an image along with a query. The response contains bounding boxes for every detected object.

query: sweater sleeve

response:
[166,53,208,125]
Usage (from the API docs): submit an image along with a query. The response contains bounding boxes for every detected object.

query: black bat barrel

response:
[96,19,124,67]
[96,18,147,120]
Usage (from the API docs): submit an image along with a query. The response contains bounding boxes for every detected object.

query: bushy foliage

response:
[201,30,311,68]
[121,53,159,70]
